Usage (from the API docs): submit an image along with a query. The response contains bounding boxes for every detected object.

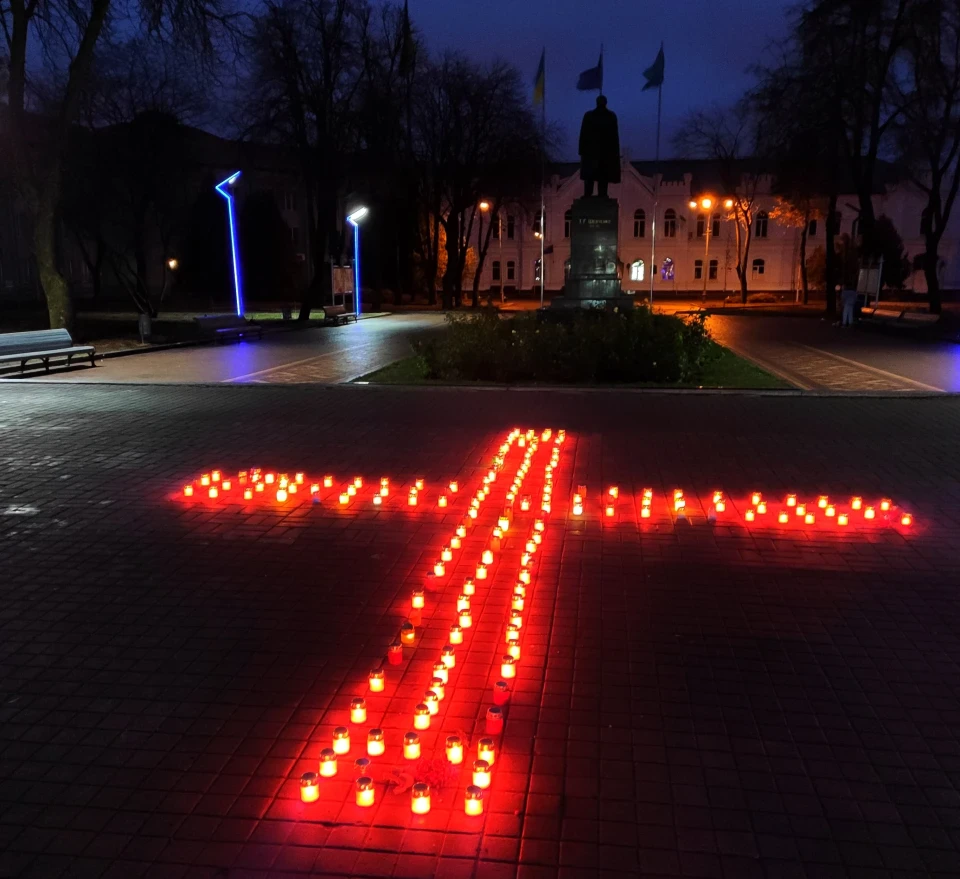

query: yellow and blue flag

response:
[533,50,545,105]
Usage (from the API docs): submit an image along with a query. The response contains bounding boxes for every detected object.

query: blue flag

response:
[576,51,603,92]
[533,50,545,104]
[642,44,665,91]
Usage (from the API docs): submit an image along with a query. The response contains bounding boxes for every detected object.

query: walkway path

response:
[2,383,960,877]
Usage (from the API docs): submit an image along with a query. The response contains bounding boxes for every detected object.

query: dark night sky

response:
[410,0,796,160]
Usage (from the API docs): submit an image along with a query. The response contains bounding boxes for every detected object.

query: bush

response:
[416,308,714,384]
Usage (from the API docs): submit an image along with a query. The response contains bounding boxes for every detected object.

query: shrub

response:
[417,307,714,384]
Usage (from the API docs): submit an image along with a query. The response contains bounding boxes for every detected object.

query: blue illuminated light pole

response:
[215,171,244,317]
[346,206,369,318]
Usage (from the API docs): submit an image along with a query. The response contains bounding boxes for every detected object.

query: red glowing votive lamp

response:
[605,504,615,517]
[851,496,863,510]
[712,490,723,505]
[476,564,487,580]
[751,492,762,506]
[211,470,221,482]
[338,492,349,505]
[369,669,385,692]
[459,609,473,628]
[477,738,496,766]
[404,732,421,759]
[482,549,493,565]
[373,495,382,507]
[449,481,459,493]
[468,508,478,519]
[463,577,475,596]
[514,582,527,598]
[183,485,194,497]
[509,610,523,629]
[508,642,521,660]
[804,512,815,525]
[450,535,461,550]
[264,473,275,485]
[456,524,467,538]
[817,495,828,509]
[715,501,725,513]
[350,698,367,724]
[441,645,456,668]
[641,507,651,519]
[411,782,430,815]
[412,589,425,610]
[486,706,504,734]
[457,594,470,612]
[493,680,510,706]
[413,704,430,730]
[500,655,517,678]
[446,735,464,764]
[796,503,806,517]
[430,676,445,701]
[356,776,375,807]
[757,501,767,514]
[745,509,755,522]
[387,640,403,666]
[473,759,491,788]
[243,488,253,500]
[438,495,448,508]
[400,621,416,645]
[901,512,912,526]
[208,487,219,499]
[323,475,333,488]
[826,505,836,517]
[786,493,796,507]
[465,785,484,816]
[433,560,445,577]
[255,483,265,493]
[433,661,448,684]
[367,728,385,756]
[881,498,892,511]
[441,546,453,562]
[838,513,849,526]
[300,771,319,802]
[332,726,350,755]
[409,494,418,507]
[864,506,876,520]
[505,624,520,643]
[449,625,463,645]
[778,511,789,524]
[222,479,233,491]
[512,594,525,611]
[319,748,337,777]
[415,478,425,491]
[200,474,211,486]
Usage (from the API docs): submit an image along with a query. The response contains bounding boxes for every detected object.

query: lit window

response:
[752,258,765,277]
[564,210,572,238]
[492,260,501,281]
[633,209,645,238]
[507,260,516,281]
[755,211,768,238]
[630,259,645,281]
[694,259,703,280]
[661,257,674,281]
[708,259,718,280]
[663,209,677,238]
[507,216,515,239]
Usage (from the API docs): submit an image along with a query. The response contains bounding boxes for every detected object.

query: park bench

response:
[194,314,263,343]
[322,304,357,325]
[0,329,96,374]
[859,306,941,329]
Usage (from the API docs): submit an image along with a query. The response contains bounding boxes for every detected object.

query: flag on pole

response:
[576,50,603,92]
[399,0,415,77]
[642,44,665,91]
[533,50,545,105]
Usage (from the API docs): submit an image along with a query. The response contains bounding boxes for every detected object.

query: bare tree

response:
[674,106,762,303]
[770,195,826,303]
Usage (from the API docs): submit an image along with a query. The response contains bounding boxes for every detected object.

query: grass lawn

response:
[357,343,791,389]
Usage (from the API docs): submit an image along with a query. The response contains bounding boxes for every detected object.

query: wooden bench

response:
[194,314,263,343]
[859,307,941,329]
[0,329,96,373]
[322,305,357,326]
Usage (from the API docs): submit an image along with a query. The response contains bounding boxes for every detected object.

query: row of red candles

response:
[299,427,565,815]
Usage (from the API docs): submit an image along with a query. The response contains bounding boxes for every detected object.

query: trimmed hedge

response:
[417,308,713,384]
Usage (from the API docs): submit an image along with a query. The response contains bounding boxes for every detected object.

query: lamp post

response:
[346,206,369,319]
[479,201,489,304]
[689,195,724,304]
[215,171,244,317]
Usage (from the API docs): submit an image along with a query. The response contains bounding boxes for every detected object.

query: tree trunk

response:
[824,191,838,315]
[441,214,459,311]
[923,235,943,314]
[738,220,751,304]
[799,222,809,305]
[35,163,72,330]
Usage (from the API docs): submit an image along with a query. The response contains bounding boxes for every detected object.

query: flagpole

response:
[540,69,546,309]
[650,80,661,309]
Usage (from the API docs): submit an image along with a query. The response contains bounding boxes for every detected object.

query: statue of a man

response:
[578,95,621,198]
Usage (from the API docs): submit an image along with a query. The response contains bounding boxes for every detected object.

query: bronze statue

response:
[578,95,621,198]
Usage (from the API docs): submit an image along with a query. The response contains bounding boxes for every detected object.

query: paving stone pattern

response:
[2,384,960,879]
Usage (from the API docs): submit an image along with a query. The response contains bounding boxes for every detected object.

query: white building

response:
[474,158,955,297]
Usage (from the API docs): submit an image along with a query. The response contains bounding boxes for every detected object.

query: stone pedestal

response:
[551,196,631,310]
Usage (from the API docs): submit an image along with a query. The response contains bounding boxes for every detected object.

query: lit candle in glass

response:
[605,504,615,517]
[500,655,516,678]
[347,485,357,497]
[441,546,453,562]
[369,669,385,692]
[485,706,504,734]
[449,625,463,645]
[816,495,828,509]
[838,513,849,525]
[712,490,723,505]
[512,594,524,611]
[463,578,475,596]
[201,474,211,486]
[519,569,531,585]
[323,475,333,488]
[388,640,403,666]
[514,583,527,598]
[468,507,478,519]
[509,610,523,628]
[415,478,424,491]
[449,481,459,493]
[508,642,521,660]
[279,475,289,488]
[255,483,265,493]
[473,759,491,789]
[457,594,470,612]
[356,776,375,807]
[757,501,767,514]
[456,524,467,538]
[445,735,464,764]
[350,698,367,724]
[477,738,496,766]
[880,498,892,511]
[373,496,382,507]
[409,494,418,507]
[751,492,762,506]
[400,621,416,645]
[441,645,456,668]
[745,509,755,522]
[339,492,349,505]
[222,480,232,491]
[778,511,789,524]
[412,589,425,610]
[796,504,806,516]
[432,661,448,684]
[476,564,487,580]
[464,785,484,816]
[438,495,448,508]
[825,505,836,517]
[430,676,445,701]
[332,726,350,755]
[715,501,725,513]
[450,535,461,550]
[459,609,473,628]
[379,486,388,497]
[864,506,875,520]
[641,507,651,519]
[505,624,520,643]
[434,560,445,577]
[521,496,531,512]
[493,680,510,706]
[786,493,796,507]
[319,748,337,777]
[411,782,430,815]
[482,549,493,565]
[851,496,862,510]
[310,483,320,495]
[413,704,430,730]
[900,513,912,526]
[208,487,219,499]
[211,470,222,483]
[804,512,815,525]
[243,488,253,500]
[183,485,194,497]
[353,476,363,489]
[367,728,385,756]
[300,771,319,802]
[276,489,288,503]
[573,500,583,516]
[525,539,536,553]
[404,732,421,759]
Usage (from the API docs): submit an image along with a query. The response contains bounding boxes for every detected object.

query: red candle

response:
[387,641,403,666]
[485,706,504,734]
[493,680,510,706]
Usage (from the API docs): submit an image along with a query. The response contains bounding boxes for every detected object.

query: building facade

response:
[474,159,955,298]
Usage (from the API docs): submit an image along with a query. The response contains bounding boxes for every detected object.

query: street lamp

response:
[689,195,720,302]
[346,206,369,319]
[478,201,489,303]
[214,171,244,317]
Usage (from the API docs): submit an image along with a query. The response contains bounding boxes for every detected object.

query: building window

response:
[808,218,818,237]
[709,259,718,280]
[492,260,501,281]
[712,215,721,238]
[755,211,768,238]
[694,259,703,280]
[534,258,542,282]
[492,216,500,239]
[507,215,515,239]
[533,210,543,237]
[630,259,645,281]
[696,214,706,237]
[564,210,572,238]
[506,260,516,281]
[752,258,765,277]
[663,209,677,238]
[633,209,645,238]
[661,257,674,281]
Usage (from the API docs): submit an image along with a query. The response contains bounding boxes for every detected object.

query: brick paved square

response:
[2,384,960,878]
